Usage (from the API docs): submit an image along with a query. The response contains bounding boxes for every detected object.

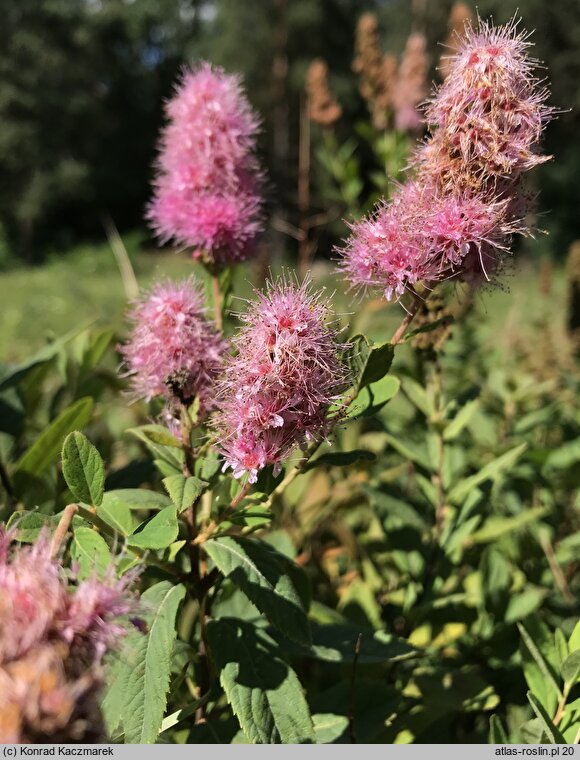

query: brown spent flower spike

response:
[392,31,429,132]
[306,58,343,127]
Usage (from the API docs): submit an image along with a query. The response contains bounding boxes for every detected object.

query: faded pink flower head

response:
[120,279,226,418]
[214,278,349,483]
[0,527,138,667]
[423,18,552,191]
[0,531,65,663]
[0,526,139,742]
[339,17,551,297]
[147,62,265,268]
[61,569,139,664]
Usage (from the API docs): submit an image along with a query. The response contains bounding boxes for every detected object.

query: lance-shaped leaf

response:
[61,431,105,506]
[205,536,310,646]
[13,397,94,491]
[448,443,527,505]
[122,582,186,743]
[207,618,315,744]
[527,692,566,744]
[272,623,416,664]
[489,714,508,744]
[303,449,376,472]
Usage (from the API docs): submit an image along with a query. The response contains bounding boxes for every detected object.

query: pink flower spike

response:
[213,277,349,483]
[339,17,552,297]
[147,62,265,268]
[0,530,66,664]
[119,278,227,418]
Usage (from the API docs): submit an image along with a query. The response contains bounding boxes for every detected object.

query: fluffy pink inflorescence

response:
[423,18,552,189]
[147,62,265,268]
[341,180,519,300]
[0,527,139,742]
[214,279,349,483]
[120,279,226,419]
[339,18,552,297]
[0,532,65,663]
[0,527,138,667]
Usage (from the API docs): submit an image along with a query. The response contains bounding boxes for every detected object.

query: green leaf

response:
[345,335,394,392]
[101,489,171,511]
[520,718,544,744]
[448,443,527,504]
[404,315,453,342]
[562,650,580,685]
[364,487,427,531]
[6,511,59,543]
[128,506,179,550]
[61,431,105,506]
[128,424,182,448]
[313,714,348,744]
[569,621,580,653]
[123,582,186,743]
[160,698,207,734]
[71,526,111,580]
[205,536,311,646]
[443,400,480,442]
[468,508,547,544]
[0,327,80,392]
[555,629,569,668]
[127,426,184,471]
[162,474,208,513]
[303,449,376,472]
[518,621,562,711]
[291,623,416,664]
[101,655,133,738]
[382,432,431,471]
[81,328,114,369]
[206,618,315,744]
[97,492,134,535]
[527,692,566,744]
[359,341,394,389]
[543,438,580,472]
[489,714,508,743]
[13,397,94,485]
[401,376,434,418]
[504,587,546,623]
[347,376,400,418]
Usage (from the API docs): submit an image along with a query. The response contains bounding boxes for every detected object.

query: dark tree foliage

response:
[0,0,578,261]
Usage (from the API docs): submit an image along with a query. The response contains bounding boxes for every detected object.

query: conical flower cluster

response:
[0,528,137,742]
[340,19,552,299]
[148,63,265,269]
[214,279,348,483]
[120,279,226,422]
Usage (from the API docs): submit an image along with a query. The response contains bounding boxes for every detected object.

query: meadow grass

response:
[0,232,568,362]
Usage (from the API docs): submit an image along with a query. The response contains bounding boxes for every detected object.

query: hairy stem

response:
[193,482,251,545]
[50,503,79,558]
[211,274,223,332]
[390,290,423,345]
